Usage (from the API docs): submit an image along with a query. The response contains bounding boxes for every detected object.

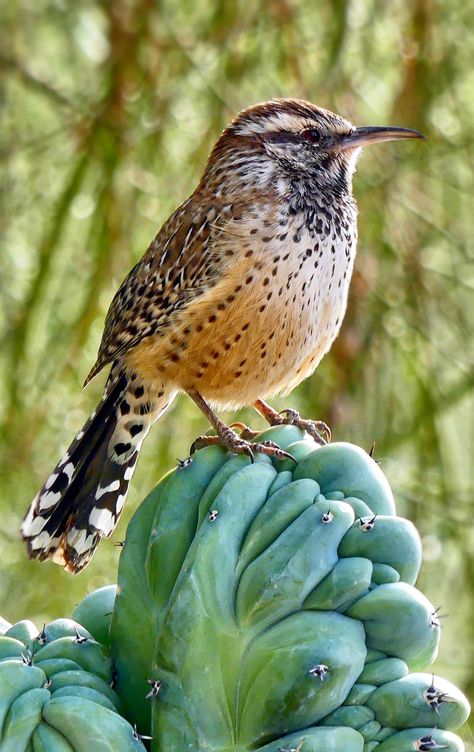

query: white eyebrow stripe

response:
[234,112,316,136]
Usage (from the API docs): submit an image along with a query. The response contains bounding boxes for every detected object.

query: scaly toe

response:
[299,420,331,445]
[190,434,221,454]
[225,438,256,461]
[229,422,260,440]
[278,408,301,422]
[252,440,297,463]
[275,408,331,445]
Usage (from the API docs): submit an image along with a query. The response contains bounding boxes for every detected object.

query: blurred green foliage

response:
[0,0,472,743]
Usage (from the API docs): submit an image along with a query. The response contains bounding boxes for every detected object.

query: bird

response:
[22,98,423,573]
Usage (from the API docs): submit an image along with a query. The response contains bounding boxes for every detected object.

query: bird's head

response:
[204,98,424,198]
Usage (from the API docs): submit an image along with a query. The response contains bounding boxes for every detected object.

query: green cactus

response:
[0,614,146,751]
[0,427,470,750]
[110,426,470,751]
[71,585,117,649]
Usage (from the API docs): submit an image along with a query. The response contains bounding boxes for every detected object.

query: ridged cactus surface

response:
[0,427,469,750]
[111,426,470,751]
[0,598,146,751]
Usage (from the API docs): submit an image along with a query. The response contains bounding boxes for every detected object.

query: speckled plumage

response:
[22,98,422,571]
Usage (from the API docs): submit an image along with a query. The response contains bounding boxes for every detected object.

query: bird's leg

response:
[253,399,331,445]
[187,389,295,462]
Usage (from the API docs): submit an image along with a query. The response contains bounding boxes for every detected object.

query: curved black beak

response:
[338,125,425,151]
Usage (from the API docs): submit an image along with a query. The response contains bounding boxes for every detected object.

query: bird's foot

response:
[190,424,295,463]
[278,409,331,445]
[254,400,330,446]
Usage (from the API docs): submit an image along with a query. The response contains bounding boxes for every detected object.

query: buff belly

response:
[126,236,353,409]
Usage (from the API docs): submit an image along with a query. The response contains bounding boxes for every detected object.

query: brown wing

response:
[85,197,234,384]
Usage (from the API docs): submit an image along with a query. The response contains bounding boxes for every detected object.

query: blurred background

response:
[1,0,473,740]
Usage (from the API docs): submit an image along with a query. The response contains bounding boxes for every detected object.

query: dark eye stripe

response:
[262,131,300,145]
[262,129,323,146]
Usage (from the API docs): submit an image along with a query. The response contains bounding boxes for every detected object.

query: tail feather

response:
[51,419,138,572]
[22,374,174,573]
[30,419,114,561]
[22,375,127,557]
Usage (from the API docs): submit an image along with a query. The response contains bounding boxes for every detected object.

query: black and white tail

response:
[22,372,174,573]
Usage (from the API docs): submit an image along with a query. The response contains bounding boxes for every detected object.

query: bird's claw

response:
[277,408,331,445]
[252,440,297,463]
[190,435,219,455]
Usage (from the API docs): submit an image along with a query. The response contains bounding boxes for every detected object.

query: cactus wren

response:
[22,98,423,572]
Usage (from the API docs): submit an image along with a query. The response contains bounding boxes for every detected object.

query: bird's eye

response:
[302,128,321,144]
